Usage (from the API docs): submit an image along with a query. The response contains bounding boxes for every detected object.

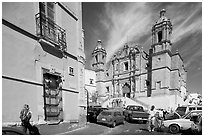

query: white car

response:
[163,110,202,134]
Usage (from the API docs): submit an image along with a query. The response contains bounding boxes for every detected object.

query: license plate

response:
[102,118,106,121]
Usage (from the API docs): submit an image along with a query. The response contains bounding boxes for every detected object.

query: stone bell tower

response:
[150,9,173,96]
[91,40,107,104]
[152,9,172,52]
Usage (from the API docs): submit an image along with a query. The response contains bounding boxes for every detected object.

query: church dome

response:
[155,9,170,24]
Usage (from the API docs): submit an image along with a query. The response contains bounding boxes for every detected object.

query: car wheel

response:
[169,124,180,134]
[112,121,116,128]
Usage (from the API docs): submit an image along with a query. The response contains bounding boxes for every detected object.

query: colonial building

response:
[90,9,187,110]
[2,2,86,126]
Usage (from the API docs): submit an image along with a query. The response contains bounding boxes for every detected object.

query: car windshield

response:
[100,111,112,116]
[182,111,192,119]
[176,107,186,112]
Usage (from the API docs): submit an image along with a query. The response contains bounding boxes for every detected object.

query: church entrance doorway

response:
[122,83,130,98]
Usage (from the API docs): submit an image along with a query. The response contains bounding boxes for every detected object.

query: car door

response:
[113,112,118,124]
[117,111,124,123]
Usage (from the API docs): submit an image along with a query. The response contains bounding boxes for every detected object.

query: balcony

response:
[35,13,67,51]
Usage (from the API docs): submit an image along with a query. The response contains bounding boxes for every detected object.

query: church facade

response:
[91,9,187,110]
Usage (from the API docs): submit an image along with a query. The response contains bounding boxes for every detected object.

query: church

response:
[89,9,187,110]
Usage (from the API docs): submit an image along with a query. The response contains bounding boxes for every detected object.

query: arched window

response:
[158,31,162,42]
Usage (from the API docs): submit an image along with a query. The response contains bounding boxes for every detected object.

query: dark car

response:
[97,109,125,128]
[2,127,27,135]
[190,113,202,134]
[87,106,108,122]
[2,126,40,135]
[123,105,149,123]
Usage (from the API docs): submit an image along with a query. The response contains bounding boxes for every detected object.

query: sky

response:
[82,2,202,95]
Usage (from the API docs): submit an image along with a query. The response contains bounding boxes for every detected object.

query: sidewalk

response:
[9,122,88,135]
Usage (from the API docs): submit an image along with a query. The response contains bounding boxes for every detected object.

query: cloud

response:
[101,2,153,62]
[98,2,202,65]
[169,3,202,43]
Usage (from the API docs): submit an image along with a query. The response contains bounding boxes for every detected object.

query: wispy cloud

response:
[98,2,202,64]
[170,3,202,43]
[101,2,153,61]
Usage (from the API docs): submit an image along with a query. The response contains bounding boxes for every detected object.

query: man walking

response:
[20,104,33,134]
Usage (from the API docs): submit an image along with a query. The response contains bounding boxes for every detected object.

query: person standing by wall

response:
[19,104,32,134]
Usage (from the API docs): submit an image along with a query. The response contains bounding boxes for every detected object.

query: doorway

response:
[43,72,63,121]
[122,83,130,98]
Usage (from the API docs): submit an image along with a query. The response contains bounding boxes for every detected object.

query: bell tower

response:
[91,40,107,104]
[92,40,106,72]
[152,9,172,53]
[150,9,173,97]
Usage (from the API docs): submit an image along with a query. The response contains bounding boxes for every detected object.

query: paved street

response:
[62,121,173,135]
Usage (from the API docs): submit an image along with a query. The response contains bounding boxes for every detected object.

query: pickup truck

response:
[123,105,149,123]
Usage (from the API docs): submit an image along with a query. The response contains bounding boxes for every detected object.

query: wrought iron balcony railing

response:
[35,13,67,51]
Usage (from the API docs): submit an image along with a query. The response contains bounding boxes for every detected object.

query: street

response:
[62,121,173,135]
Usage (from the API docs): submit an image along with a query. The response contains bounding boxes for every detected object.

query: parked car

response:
[163,110,202,134]
[123,105,149,123]
[2,127,27,135]
[175,105,202,117]
[87,106,108,122]
[190,113,202,134]
[97,109,125,127]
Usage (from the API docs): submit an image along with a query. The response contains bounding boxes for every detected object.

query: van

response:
[175,105,202,116]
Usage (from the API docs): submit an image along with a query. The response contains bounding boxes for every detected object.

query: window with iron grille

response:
[40,2,56,41]
[36,2,67,51]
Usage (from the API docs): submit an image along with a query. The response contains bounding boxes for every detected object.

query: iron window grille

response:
[35,12,67,51]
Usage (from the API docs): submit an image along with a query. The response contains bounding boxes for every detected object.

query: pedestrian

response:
[19,104,33,134]
[148,105,156,132]
[154,111,163,132]
[163,109,168,120]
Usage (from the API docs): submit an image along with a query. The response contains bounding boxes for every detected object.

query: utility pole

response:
[147,48,153,97]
